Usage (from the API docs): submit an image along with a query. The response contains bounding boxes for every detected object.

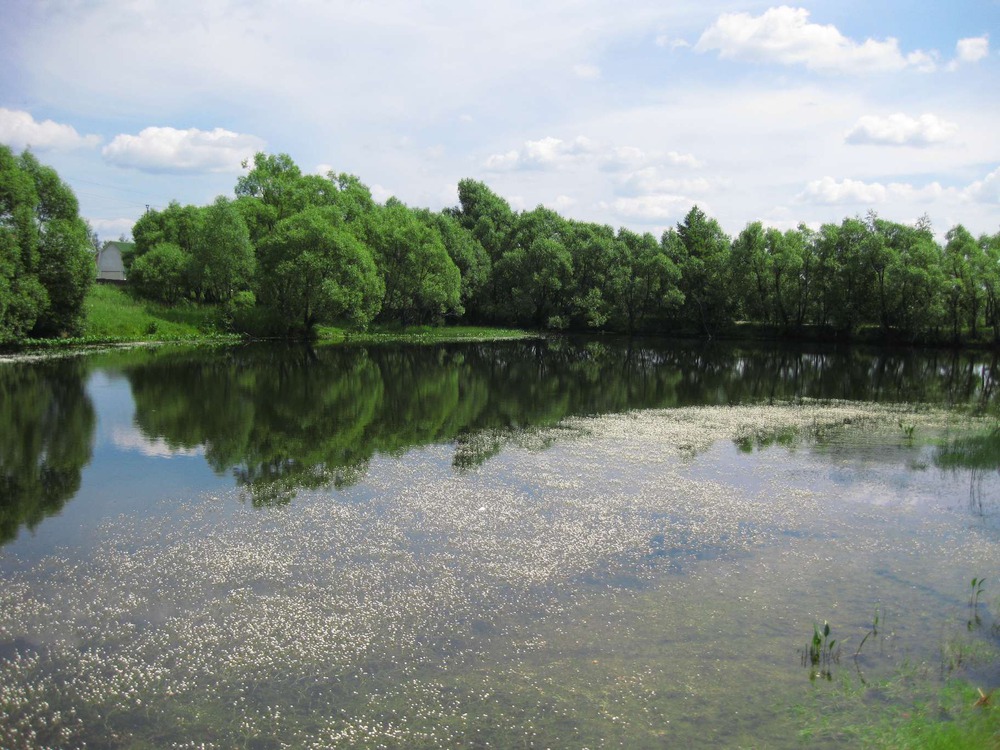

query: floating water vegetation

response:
[1,400,998,748]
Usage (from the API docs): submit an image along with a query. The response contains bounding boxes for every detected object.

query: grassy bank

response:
[4,285,534,352]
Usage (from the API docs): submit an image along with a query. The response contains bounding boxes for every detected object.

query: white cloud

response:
[619,167,720,195]
[964,166,1000,204]
[0,108,101,151]
[947,35,990,71]
[956,35,989,63]
[695,6,937,74]
[484,136,599,171]
[546,195,577,212]
[486,137,701,173]
[611,194,694,221]
[845,113,958,146]
[573,63,601,80]
[370,184,394,203]
[799,176,888,204]
[655,35,690,50]
[798,169,1000,206]
[101,126,265,173]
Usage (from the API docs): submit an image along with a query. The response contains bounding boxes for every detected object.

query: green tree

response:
[452,179,516,263]
[0,146,93,342]
[234,152,304,225]
[979,230,1000,342]
[869,217,945,338]
[944,225,984,340]
[565,221,616,329]
[607,228,682,333]
[731,222,770,322]
[256,206,383,335]
[360,201,462,325]
[128,242,190,304]
[666,205,733,337]
[493,206,574,328]
[415,209,491,315]
[190,196,255,302]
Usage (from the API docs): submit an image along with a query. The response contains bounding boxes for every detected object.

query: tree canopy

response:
[0,146,94,342]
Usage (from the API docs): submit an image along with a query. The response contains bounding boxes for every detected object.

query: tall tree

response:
[493,206,574,327]
[666,205,733,337]
[0,146,93,341]
[607,228,682,333]
[944,225,984,340]
[360,200,462,325]
[256,206,383,335]
[190,196,255,302]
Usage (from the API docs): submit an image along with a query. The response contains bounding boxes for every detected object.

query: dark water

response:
[0,338,997,748]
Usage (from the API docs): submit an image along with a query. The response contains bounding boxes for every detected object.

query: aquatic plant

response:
[854,604,881,659]
[803,621,839,681]
[898,420,916,442]
[969,577,986,610]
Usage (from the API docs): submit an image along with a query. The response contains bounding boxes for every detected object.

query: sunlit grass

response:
[315,323,536,344]
[82,284,228,341]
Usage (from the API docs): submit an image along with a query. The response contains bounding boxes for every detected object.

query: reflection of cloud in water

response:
[109,425,204,458]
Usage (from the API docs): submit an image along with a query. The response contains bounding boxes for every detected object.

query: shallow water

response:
[1,340,998,748]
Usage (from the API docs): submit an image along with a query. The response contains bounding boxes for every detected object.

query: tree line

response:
[3,145,999,345]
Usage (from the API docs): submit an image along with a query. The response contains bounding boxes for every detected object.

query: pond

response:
[1,338,998,748]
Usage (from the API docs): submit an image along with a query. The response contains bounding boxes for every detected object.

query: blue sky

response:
[1,1,997,241]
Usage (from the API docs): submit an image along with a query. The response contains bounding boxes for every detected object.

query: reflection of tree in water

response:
[933,427,1000,519]
[0,359,95,543]
[121,339,1000,505]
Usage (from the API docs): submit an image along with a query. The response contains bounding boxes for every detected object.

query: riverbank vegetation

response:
[3,145,1000,348]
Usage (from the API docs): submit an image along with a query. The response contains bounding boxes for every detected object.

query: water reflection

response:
[0,339,997,538]
[0,359,95,543]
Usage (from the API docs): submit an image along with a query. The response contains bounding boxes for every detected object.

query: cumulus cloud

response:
[845,113,958,146]
[484,136,600,170]
[964,166,1000,204]
[485,137,700,173]
[695,6,937,74]
[0,108,101,151]
[101,126,265,173]
[798,169,1000,206]
[947,35,990,70]
[956,35,989,63]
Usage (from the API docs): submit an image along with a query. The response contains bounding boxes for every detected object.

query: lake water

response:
[1,338,998,748]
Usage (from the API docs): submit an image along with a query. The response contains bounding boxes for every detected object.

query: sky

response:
[1,0,997,242]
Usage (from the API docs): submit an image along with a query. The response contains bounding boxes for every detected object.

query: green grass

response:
[315,323,537,344]
[80,284,233,342]
[73,285,534,348]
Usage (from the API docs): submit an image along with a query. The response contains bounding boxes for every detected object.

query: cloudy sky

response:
[1,0,997,241]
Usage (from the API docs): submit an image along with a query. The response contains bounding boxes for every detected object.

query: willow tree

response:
[0,147,94,341]
[256,206,383,335]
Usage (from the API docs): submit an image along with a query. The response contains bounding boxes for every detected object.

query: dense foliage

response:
[5,147,999,344]
[0,146,94,342]
[124,152,998,343]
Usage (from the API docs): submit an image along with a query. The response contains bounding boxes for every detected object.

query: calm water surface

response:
[0,339,998,748]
